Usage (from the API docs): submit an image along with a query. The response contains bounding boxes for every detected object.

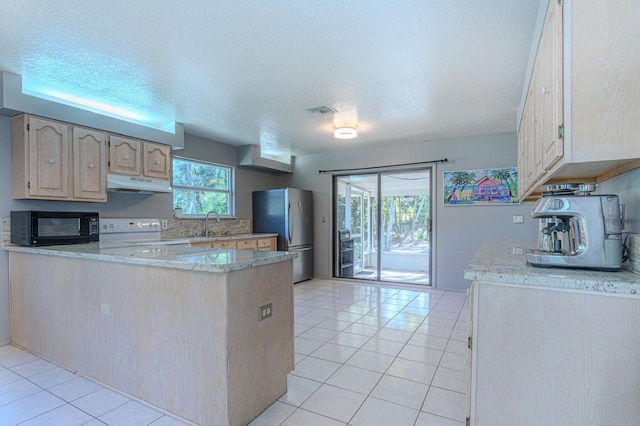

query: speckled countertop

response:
[3,242,296,273]
[464,239,640,296]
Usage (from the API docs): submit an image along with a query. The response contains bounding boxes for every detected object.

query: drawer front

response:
[257,238,274,250]
[237,239,258,250]
[190,242,213,248]
[211,241,237,249]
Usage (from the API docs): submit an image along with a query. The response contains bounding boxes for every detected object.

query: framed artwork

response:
[443,167,519,206]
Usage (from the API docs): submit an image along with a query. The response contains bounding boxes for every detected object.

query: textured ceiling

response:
[0,0,540,156]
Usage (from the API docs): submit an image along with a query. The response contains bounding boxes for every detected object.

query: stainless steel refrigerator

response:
[252,188,313,283]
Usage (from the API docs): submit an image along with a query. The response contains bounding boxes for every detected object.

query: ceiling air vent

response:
[304,105,335,115]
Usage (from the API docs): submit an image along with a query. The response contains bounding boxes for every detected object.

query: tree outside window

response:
[172,157,234,216]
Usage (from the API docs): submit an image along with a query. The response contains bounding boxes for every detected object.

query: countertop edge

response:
[3,243,297,273]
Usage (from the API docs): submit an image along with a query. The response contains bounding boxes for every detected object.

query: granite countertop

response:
[464,239,640,295]
[3,242,296,273]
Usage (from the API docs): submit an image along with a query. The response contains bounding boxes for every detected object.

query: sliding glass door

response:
[334,168,431,285]
[336,174,376,279]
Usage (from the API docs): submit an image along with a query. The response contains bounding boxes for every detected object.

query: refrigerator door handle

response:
[288,202,293,242]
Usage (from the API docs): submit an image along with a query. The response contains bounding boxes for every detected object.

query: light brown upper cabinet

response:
[518,0,640,200]
[73,127,107,200]
[109,135,171,180]
[143,142,171,179]
[12,114,107,202]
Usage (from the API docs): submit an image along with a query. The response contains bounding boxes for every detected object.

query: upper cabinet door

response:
[143,142,171,179]
[540,0,563,172]
[109,135,141,175]
[28,117,70,198]
[73,127,107,200]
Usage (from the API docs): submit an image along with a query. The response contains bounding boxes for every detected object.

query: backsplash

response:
[2,217,10,246]
[628,234,640,275]
[160,218,251,239]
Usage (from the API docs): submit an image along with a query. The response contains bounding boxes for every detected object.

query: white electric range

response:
[99,218,191,247]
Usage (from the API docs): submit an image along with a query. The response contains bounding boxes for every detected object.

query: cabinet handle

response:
[88,163,95,169]
[123,155,129,160]
[541,86,550,95]
[47,159,55,164]
[153,160,160,165]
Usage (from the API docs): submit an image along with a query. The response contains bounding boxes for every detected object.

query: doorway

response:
[334,168,432,285]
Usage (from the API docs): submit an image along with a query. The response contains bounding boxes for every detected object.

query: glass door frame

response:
[333,175,376,278]
[333,166,433,285]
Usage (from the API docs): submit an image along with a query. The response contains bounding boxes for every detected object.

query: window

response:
[172,156,234,216]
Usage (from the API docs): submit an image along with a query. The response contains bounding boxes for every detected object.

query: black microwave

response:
[10,211,99,246]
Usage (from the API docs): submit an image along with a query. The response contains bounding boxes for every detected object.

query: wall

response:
[0,116,280,345]
[598,167,640,234]
[282,132,539,291]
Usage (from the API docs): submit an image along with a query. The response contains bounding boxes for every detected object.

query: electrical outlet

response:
[100,304,111,315]
[512,247,524,255]
[259,303,273,321]
[161,219,168,230]
[513,215,524,224]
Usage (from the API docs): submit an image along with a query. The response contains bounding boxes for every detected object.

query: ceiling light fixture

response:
[334,124,357,139]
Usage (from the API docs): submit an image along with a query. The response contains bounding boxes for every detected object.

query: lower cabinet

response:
[236,239,258,250]
[467,281,640,425]
[191,236,276,251]
[257,237,276,251]
[211,241,237,249]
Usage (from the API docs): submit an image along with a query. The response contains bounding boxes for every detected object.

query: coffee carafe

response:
[527,184,623,271]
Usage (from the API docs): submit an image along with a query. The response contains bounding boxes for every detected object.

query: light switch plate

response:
[513,215,524,224]
[100,304,111,315]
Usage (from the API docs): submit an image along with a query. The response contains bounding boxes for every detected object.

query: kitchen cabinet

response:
[210,240,237,249]
[11,114,107,202]
[236,239,257,250]
[257,237,276,251]
[518,0,640,200]
[466,280,640,425]
[8,247,294,425]
[465,239,640,425]
[109,135,171,180]
[143,141,171,179]
[191,240,236,249]
[72,127,107,200]
[190,236,277,251]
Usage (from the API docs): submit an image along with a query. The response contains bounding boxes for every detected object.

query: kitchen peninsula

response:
[5,243,297,425]
[464,239,640,426]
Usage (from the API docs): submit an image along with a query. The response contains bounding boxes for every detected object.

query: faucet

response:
[205,210,221,237]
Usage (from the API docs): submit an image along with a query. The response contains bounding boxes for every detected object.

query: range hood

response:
[107,174,172,193]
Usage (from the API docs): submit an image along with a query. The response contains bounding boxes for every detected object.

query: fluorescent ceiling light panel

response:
[22,82,176,134]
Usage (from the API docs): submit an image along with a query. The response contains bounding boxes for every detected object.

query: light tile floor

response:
[0,278,469,425]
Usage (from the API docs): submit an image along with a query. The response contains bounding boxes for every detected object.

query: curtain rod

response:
[318,158,448,174]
